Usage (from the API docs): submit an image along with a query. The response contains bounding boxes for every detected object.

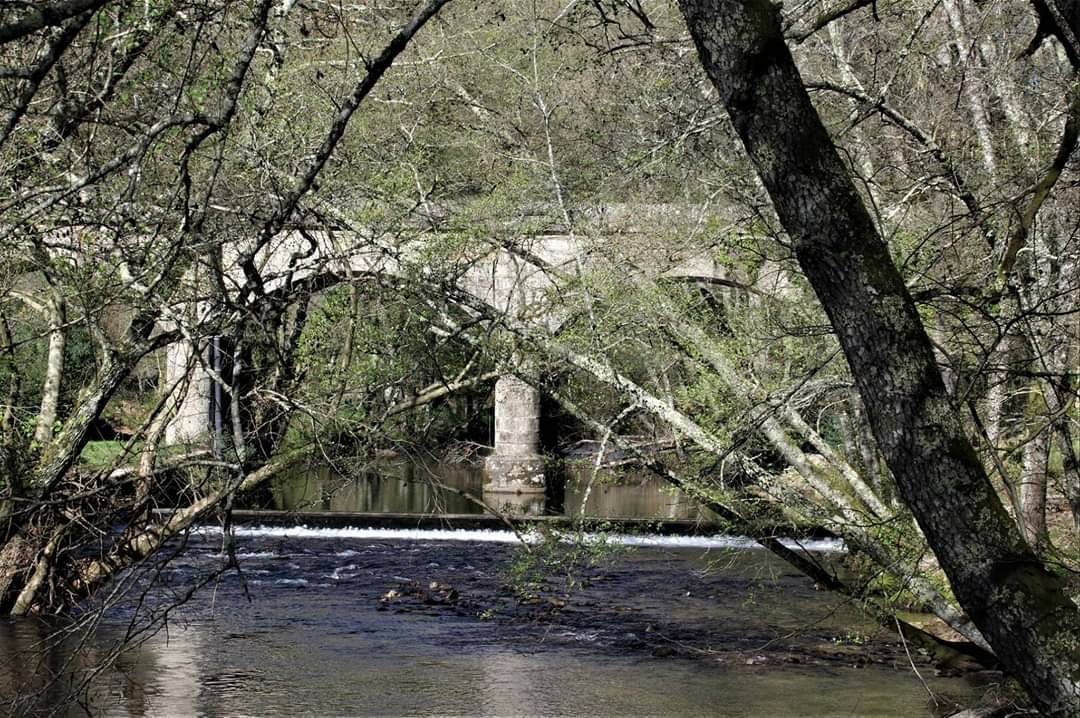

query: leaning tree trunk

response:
[677,1,1080,714]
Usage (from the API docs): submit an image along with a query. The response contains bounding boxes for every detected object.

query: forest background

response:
[0,0,1078,713]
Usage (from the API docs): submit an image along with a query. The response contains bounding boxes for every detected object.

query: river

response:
[265,459,712,519]
[0,464,992,716]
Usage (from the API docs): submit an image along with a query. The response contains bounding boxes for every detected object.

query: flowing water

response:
[0,525,991,717]
[0,462,993,716]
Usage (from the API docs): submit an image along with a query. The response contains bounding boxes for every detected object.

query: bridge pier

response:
[164,340,213,446]
[483,374,545,513]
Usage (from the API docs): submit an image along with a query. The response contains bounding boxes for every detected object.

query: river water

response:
[266,460,711,518]
[0,464,992,716]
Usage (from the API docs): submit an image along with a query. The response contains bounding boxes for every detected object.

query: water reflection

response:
[0,533,986,717]
[136,628,203,715]
[561,470,702,519]
[0,618,136,715]
[272,461,485,514]
[268,460,711,520]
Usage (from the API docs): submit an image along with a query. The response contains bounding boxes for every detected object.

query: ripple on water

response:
[233,552,279,560]
[327,565,358,581]
[1,528,989,718]
[274,578,308,586]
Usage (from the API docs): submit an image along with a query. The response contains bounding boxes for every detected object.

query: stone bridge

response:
[162,206,748,505]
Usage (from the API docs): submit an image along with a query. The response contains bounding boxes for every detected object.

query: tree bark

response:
[1030,0,1080,65]
[33,291,65,447]
[0,0,107,45]
[942,0,999,179]
[1019,418,1051,552]
[677,1,1080,714]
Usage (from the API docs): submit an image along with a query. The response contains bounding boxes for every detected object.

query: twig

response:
[896,615,939,707]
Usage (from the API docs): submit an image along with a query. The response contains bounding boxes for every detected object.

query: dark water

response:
[0,527,989,717]
[268,460,708,519]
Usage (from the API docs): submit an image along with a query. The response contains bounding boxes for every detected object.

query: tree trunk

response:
[1019,419,1051,552]
[1042,246,1080,531]
[29,308,164,498]
[0,530,43,614]
[677,1,1080,713]
[31,355,129,494]
[942,0,999,179]
[983,334,1016,450]
[1030,0,1080,66]
[33,291,65,447]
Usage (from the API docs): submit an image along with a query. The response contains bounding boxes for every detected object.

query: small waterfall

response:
[194,524,846,552]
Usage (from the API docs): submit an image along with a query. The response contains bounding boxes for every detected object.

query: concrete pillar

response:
[483,374,545,510]
[163,340,212,446]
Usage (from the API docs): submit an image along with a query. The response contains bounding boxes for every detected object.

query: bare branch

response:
[787,0,875,44]
[998,87,1080,283]
[0,0,107,45]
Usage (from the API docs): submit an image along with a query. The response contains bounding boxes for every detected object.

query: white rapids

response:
[194,524,845,552]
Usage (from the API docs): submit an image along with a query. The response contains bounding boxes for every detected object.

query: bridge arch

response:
[162,213,745,503]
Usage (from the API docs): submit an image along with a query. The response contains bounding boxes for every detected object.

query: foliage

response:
[0,2,1077,712]
[504,523,626,600]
